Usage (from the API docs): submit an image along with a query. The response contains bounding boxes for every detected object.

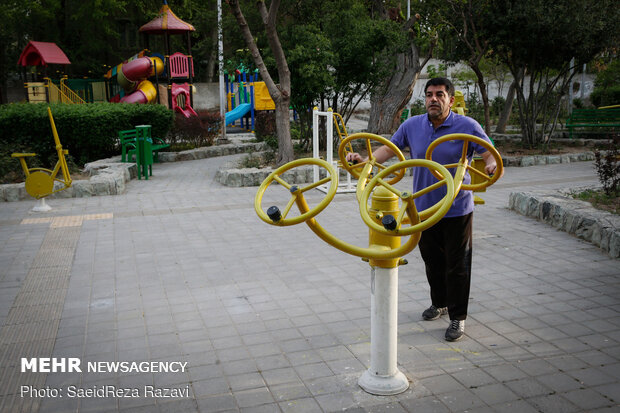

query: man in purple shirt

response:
[347,77,501,341]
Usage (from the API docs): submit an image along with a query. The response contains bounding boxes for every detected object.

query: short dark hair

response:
[424,77,455,97]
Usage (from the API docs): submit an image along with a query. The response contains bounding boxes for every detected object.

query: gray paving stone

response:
[233,387,275,409]
[2,155,618,413]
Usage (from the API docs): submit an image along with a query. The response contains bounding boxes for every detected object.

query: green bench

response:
[119,125,170,163]
[400,108,410,123]
[566,108,620,138]
[119,125,170,180]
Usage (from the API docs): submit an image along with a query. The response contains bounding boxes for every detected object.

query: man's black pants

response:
[418,212,473,321]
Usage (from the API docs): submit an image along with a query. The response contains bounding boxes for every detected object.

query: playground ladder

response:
[45,78,85,104]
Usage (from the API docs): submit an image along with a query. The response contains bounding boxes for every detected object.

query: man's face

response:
[425,85,454,121]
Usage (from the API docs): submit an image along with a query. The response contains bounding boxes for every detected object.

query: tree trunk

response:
[274,99,293,165]
[227,0,293,165]
[205,26,218,82]
[471,64,491,134]
[368,32,429,135]
[495,78,517,133]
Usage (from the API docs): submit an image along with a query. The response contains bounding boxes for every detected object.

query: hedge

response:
[0,103,174,169]
[589,85,620,108]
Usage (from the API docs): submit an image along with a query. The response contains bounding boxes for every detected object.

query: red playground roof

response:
[139,3,195,34]
[17,41,71,67]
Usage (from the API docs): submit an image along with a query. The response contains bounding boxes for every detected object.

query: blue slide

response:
[225,103,251,126]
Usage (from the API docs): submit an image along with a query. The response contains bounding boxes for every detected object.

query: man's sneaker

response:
[422,305,448,321]
[445,320,465,341]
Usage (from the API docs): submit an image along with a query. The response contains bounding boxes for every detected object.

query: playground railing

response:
[169,52,194,78]
[59,78,86,104]
[44,78,85,104]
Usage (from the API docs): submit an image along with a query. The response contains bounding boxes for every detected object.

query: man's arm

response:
[480,150,503,178]
[346,145,397,164]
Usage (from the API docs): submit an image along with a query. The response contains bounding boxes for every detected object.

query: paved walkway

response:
[0,156,618,413]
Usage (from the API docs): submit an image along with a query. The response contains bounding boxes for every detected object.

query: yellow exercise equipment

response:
[452,90,467,116]
[255,158,338,227]
[12,107,73,200]
[254,131,503,396]
[426,134,503,192]
[338,133,407,187]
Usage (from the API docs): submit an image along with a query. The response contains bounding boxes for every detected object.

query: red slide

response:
[117,56,163,104]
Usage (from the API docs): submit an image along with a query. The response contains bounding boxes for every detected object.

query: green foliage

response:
[168,110,222,150]
[573,189,619,215]
[0,103,174,171]
[590,86,620,109]
[426,64,448,79]
[255,111,276,142]
[280,0,408,122]
[477,0,619,145]
[594,141,620,197]
[486,0,618,72]
[409,99,426,116]
[284,24,335,112]
[491,96,506,118]
[590,60,620,108]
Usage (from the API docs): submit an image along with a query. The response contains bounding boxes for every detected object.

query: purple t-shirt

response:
[391,111,491,218]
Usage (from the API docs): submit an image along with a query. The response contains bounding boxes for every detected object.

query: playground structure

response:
[11,107,73,211]
[104,1,198,118]
[224,68,275,131]
[255,132,503,395]
[18,41,91,104]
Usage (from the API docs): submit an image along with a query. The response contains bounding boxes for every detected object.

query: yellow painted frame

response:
[12,107,73,199]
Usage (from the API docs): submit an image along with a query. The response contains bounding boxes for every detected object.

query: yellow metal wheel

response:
[255,158,338,226]
[25,171,54,199]
[359,159,455,236]
[426,133,503,191]
[338,133,406,185]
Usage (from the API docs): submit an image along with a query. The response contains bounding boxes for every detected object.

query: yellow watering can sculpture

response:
[12,107,72,209]
[255,132,503,395]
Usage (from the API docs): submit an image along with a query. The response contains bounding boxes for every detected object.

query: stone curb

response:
[502,151,595,167]
[215,151,596,187]
[214,154,352,187]
[508,191,620,259]
[158,142,265,162]
[0,141,266,202]
[0,161,136,202]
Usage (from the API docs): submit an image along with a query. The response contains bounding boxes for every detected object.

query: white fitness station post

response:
[312,107,355,194]
[359,264,410,394]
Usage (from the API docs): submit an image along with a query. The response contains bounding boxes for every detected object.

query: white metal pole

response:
[326,108,333,166]
[358,267,409,395]
[312,108,319,183]
[32,198,52,212]
[218,0,226,142]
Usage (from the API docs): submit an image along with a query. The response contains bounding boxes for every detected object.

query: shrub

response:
[0,103,174,171]
[255,111,276,141]
[409,99,425,116]
[590,85,620,108]
[590,60,620,108]
[167,110,222,150]
[594,140,620,196]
